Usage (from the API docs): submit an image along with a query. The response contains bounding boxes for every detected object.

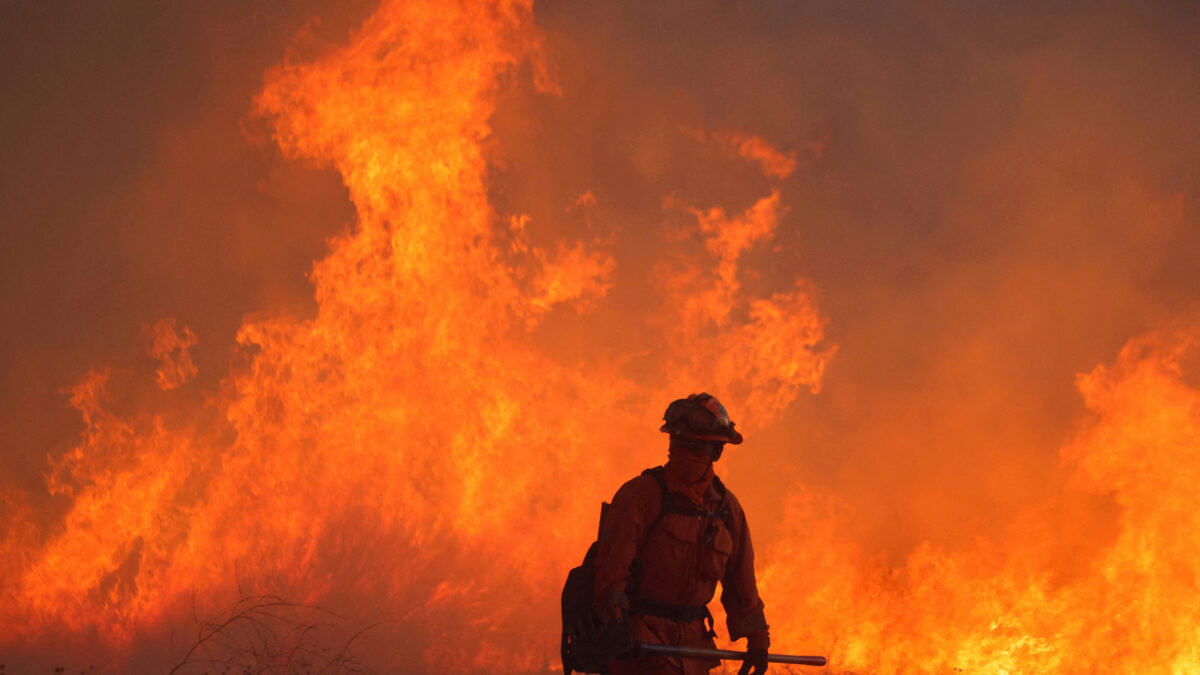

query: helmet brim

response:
[659,424,743,445]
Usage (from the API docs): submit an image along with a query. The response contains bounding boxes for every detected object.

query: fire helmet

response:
[659,393,743,445]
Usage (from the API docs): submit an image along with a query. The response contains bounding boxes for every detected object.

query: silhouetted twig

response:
[168,594,376,675]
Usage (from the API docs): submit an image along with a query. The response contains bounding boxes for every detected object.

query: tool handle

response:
[637,643,827,667]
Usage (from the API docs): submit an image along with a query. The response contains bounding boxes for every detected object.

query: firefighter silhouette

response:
[593,393,769,675]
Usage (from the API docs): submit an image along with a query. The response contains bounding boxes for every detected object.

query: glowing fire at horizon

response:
[2,1,1198,673]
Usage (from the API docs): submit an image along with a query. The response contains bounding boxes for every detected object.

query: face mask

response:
[665,438,722,502]
[667,447,714,484]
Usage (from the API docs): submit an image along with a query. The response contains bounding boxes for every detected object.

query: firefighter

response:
[593,393,770,675]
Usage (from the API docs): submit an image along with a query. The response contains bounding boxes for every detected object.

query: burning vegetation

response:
[2,0,1199,673]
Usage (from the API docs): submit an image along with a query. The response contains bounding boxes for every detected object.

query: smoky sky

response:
[2,1,367,494]
[509,0,1200,558]
[4,0,1200,571]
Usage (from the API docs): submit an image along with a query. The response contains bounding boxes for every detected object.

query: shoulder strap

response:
[640,466,671,544]
[711,474,727,498]
[625,467,671,599]
[710,475,733,527]
[639,467,733,530]
[627,468,731,628]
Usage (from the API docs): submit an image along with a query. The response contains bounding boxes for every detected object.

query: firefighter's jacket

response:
[593,465,769,675]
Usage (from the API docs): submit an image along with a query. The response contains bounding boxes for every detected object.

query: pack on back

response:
[561,501,633,675]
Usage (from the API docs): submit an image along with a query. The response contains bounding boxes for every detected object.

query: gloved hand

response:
[737,647,768,675]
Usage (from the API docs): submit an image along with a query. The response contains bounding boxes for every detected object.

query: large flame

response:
[763,329,1200,672]
[0,0,828,671]
[2,1,1197,674]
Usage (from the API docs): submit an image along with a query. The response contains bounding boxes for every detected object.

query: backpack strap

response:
[710,475,733,529]
[641,466,671,540]
[625,467,669,600]
[639,466,733,533]
[626,467,732,640]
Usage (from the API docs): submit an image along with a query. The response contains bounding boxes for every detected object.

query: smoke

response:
[2,0,1199,672]
[0,0,371,491]
[516,0,1200,558]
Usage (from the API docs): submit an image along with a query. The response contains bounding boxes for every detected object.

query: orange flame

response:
[144,318,198,391]
[3,1,1196,674]
[0,0,829,670]
[759,329,1200,673]
[714,132,799,180]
